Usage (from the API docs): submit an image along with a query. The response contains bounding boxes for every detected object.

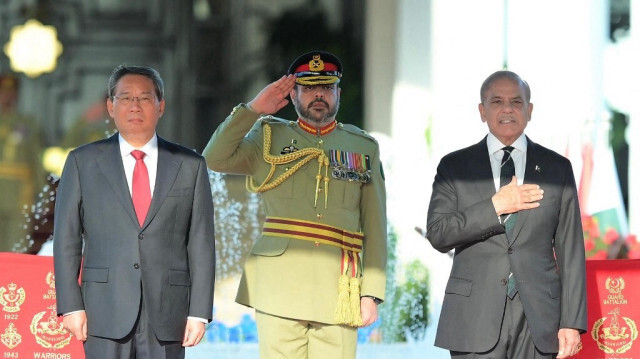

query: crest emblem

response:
[0,282,26,313]
[606,276,626,294]
[42,271,57,300]
[592,308,639,354]
[1,323,22,349]
[309,54,325,72]
[46,271,55,289]
[30,304,72,349]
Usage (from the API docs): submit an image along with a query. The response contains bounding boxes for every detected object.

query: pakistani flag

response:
[577,141,628,259]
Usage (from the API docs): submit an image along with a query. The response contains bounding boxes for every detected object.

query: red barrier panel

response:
[576,259,640,358]
[2,253,638,358]
[0,252,84,358]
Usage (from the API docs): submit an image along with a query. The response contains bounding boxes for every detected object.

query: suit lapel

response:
[469,138,497,198]
[142,137,182,228]
[96,135,140,227]
[471,137,512,246]
[510,137,542,244]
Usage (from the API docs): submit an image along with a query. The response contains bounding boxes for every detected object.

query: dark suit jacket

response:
[54,134,215,341]
[426,136,587,354]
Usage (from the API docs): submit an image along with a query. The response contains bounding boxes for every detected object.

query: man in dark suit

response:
[54,65,215,359]
[427,70,587,359]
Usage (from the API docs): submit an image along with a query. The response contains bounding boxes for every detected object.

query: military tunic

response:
[0,112,44,252]
[203,105,387,324]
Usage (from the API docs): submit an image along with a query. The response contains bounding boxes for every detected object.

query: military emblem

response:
[592,308,639,354]
[309,54,325,72]
[0,282,26,313]
[606,276,625,294]
[281,145,299,154]
[30,304,72,349]
[46,271,55,289]
[329,150,371,183]
[43,272,56,300]
[1,323,21,349]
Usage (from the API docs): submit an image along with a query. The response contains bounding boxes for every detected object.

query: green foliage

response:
[381,249,430,342]
[379,225,399,342]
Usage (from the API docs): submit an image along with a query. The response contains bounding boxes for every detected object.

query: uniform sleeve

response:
[202,106,262,175]
[359,144,388,300]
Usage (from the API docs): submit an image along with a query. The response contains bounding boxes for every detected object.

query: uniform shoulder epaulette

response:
[259,115,296,127]
[338,123,377,142]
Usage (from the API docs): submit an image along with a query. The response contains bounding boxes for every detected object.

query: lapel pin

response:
[535,165,541,173]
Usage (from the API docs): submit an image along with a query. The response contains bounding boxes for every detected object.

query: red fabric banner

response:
[576,259,640,358]
[0,252,84,358]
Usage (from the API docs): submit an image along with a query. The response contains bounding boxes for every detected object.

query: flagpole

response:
[628,0,640,234]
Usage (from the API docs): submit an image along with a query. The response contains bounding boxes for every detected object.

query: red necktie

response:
[131,150,151,226]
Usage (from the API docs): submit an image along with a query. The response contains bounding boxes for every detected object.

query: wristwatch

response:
[361,295,383,305]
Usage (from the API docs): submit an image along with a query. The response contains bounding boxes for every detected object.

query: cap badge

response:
[309,55,325,72]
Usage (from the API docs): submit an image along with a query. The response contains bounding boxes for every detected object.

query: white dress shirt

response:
[118,134,158,197]
[487,133,527,192]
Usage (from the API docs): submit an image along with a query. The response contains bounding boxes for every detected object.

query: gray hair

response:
[480,70,530,104]
[108,65,164,101]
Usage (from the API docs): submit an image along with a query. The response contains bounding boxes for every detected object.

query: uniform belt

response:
[262,216,363,253]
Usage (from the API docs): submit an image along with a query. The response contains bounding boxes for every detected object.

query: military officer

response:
[203,51,387,359]
[0,74,45,252]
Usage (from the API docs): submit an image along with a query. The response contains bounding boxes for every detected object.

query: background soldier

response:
[203,51,387,359]
[0,74,45,252]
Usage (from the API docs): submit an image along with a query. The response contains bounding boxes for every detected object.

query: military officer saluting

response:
[203,51,387,359]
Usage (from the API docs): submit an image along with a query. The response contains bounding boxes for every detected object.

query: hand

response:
[360,297,379,327]
[62,311,88,341]
[557,328,581,358]
[492,176,544,216]
[182,319,206,347]
[247,75,296,115]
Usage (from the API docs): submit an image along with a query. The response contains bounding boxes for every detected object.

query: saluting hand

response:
[492,176,544,216]
[247,75,296,115]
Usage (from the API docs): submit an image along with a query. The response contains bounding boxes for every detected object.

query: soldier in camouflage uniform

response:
[203,51,387,359]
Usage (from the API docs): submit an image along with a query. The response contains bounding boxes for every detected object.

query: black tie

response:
[500,146,518,298]
[500,146,517,233]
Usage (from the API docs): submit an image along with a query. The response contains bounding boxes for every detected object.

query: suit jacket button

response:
[134,263,140,269]
[501,279,508,285]
[508,248,514,254]
[138,234,144,240]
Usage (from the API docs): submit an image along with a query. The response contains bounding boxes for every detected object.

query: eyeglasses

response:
[113,95,155,106]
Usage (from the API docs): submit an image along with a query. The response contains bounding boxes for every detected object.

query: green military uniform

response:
[206,50,387,358]
[204,106,387,324]
[0,76,44,252]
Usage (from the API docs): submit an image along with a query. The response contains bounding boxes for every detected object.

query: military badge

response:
[309,54,325,72]
[0,282,25,313]
[30,304,72,349]
[329,150,371,183]
[1,323,21,349]
[606,276,625,294]
[42,271,56,300]
[592,307,638,354]
[281,145,299,154]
